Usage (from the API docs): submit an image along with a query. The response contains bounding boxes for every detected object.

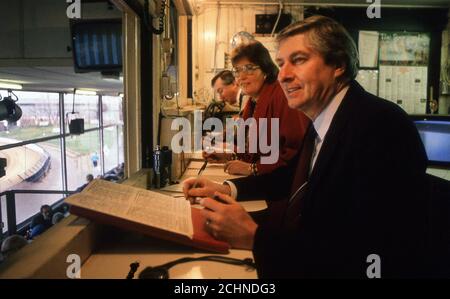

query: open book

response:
[65,179,230,253]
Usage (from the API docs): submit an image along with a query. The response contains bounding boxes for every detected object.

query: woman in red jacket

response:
[205,41,309,175]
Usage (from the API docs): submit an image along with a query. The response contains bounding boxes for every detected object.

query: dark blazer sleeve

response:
[345,103,428,277]
[230,156,298,201]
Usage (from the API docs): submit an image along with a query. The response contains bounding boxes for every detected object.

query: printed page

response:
[77,179,137,215]
[127,190,192,237]
[358,31,379,67]
[66,179,193,238]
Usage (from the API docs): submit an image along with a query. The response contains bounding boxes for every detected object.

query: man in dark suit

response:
[184,16,429,278]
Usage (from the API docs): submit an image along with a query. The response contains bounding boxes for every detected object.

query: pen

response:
[189,160,208,203]
[192,160,208,188]
[197,160,208,176]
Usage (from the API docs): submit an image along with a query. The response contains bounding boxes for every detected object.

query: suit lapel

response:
[305,81,365,198]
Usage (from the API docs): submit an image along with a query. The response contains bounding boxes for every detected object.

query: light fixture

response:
[0,89,22,122]
[75,89,97,96]
[0,81,23,90]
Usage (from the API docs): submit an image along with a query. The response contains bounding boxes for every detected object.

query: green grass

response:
[0,125,122,155]
[0,126,59,141]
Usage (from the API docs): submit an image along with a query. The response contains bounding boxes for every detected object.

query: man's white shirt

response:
[225,85,349,200]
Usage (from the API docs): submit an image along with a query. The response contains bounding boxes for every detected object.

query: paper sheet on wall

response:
[379,65,427,114]
[356,70,378,96]
[358,31,379,67]
[379,32,430,65]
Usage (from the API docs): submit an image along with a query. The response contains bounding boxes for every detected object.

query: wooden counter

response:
[0,167,266,279]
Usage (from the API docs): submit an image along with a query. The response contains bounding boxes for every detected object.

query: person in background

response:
[91,152,99,168]
[29,205,53,239]
[75,174,94,193]
[1,235,28,263]
[211,70,247,113]
[184,16,430,278]
[204,41,309,176]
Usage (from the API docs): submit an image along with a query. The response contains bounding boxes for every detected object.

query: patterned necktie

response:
[284,123,317,228]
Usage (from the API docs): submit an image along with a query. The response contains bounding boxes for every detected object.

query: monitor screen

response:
[71,19,122,73]
[413,116,450,167]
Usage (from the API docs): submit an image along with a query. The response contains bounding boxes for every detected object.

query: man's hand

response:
[202,151,231,163]
[183,177,231,204]
[224,160,252,175]
[200,192,257,250]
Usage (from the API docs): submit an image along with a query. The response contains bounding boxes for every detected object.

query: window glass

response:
[102,96,123,126]
[0,140,62,192]
[15,193,62,226]
[64,93,99,130]
[66,130,101,190]
[0,90,60,142]
[1,195,7,234]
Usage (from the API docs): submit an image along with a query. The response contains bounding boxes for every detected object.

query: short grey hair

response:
[276,15,359,83]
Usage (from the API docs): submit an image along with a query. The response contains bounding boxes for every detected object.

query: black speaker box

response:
[69,118,85,134]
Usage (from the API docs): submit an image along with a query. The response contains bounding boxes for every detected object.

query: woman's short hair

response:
[231,41,278,84]
[276,15,359,83]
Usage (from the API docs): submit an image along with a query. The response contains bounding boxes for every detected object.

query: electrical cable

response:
[271,0,283,37]
[72,89,76,114]
[7,89,19,102]
[138,255,256,279]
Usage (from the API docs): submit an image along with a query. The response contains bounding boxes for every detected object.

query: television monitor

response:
[71,19,122,73]
[412,115,450,168]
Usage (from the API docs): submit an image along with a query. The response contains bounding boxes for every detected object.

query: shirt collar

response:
[313,85,349,142]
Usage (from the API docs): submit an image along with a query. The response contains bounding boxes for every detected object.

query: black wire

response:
[7,89,19,102]
[138,255,256,279]
[72,89,75,114]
